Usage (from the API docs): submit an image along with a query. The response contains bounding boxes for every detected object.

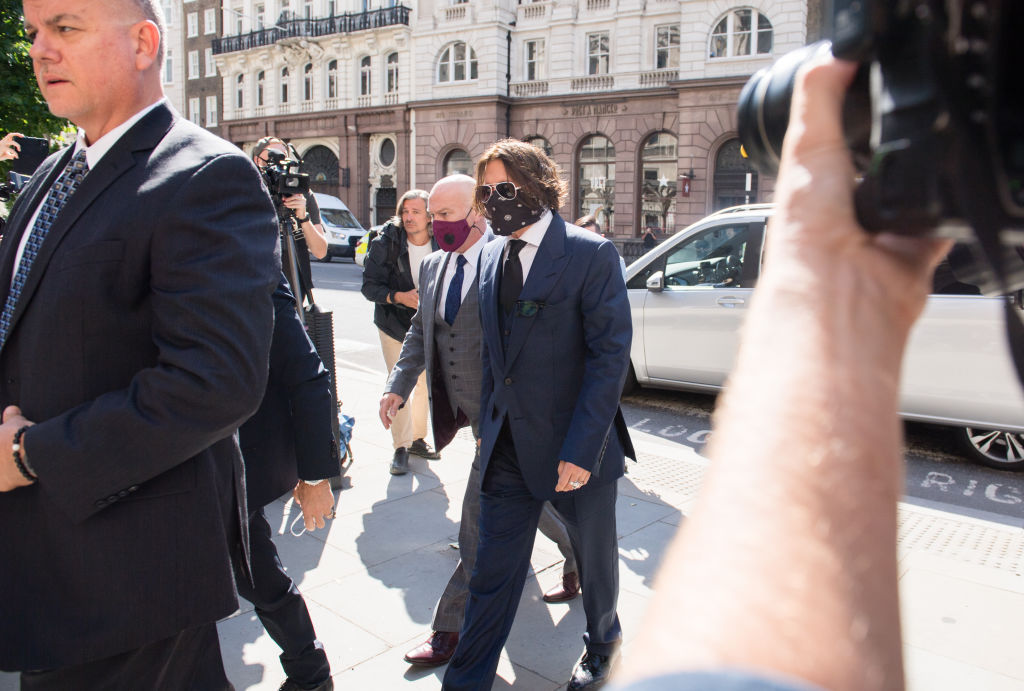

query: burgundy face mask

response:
[433,216,474,252]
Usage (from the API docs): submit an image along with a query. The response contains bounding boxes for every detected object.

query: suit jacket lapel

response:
[5,105,176,343]
[504,214,570,368]
[478,239,505,372]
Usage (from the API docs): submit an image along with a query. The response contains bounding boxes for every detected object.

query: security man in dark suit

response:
[0,1,278,687]
[235,279,339,691]
[442,140,634,691]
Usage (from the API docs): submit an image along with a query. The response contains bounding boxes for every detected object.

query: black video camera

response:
[738,0,1024,295]
[0,136,50,203]
[259,149,311,217]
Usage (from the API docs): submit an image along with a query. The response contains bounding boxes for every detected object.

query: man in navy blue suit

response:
[442,139,635,691]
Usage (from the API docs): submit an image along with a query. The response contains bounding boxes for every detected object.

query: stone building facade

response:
[208,0,822,235]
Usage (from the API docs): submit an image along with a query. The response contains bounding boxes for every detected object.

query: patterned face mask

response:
[485,196,545,236]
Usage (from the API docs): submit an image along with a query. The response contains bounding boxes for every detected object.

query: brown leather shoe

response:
[543,572,580,603]
[403,631,459,667]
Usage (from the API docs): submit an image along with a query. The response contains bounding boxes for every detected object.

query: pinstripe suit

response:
[386,233,576,633]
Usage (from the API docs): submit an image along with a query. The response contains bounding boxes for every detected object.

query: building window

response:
[710,9,773,58]
[326,60,338,99]
[360,56,372,96]
[162,0,174,26]
[280,66,290,103]
[188,97,200,124]
[205,96,218,126]
[186,12,198,37]
[205,48,216,77]
[386,52,399,94]
[577,134,615,233]
[587,32,609,75]
[656,25,679,69]
[188,50,199,79]
[232,5,243,34]
[257,70,265,106]
[303,63,313,101]
[437,42,478,83]
[235,74,244,109]
[255,3,265,29]
[524,39,545,81]
[639,132,678,236]
[204,8,216,34]
[713,138,757,209]
[444,149,472,176]
[524,136,552,157]
[303,0,313,18]
[163,49,173,84]
[328,0,336,16]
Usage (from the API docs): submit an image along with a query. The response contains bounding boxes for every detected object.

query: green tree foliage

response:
[0,0,68,138]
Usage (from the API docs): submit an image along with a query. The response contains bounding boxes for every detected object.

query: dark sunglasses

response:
[476,182,521,204]
[513,300,546,317]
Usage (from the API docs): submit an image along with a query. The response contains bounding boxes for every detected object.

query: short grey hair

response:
[129,0,167,66]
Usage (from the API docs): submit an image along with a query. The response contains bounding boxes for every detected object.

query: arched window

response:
[437,42,478,83]
[303,63,313,101]
[235,73,244,109]
[639,132,678,236]
[360,56,372,96]
[524,136,552,158]
[577,135,615,234]
[386,52,399,94]
[444,149,472,176]
[713,138,757,209]
[280,66,290,103]
[326,60,338,99]
[256,70,265,107]
[709,9,773,58]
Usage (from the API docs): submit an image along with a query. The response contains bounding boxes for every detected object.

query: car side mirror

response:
[646,271,664,293]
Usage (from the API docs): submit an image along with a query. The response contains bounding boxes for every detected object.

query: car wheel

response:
[959,427,1024,471]
[622,362,639,397]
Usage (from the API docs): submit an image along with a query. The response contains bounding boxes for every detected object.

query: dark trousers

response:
[233,508,330,687]
[20,623,230,691]
[442,423,621,690]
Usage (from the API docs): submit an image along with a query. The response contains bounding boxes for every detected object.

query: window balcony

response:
[511,80,549,97]
[571,75,613,92]
[357,95,372,107]
[639,69,675,87]
[517,1,552,23]
[384,92,400,105]
[213,6,411,55]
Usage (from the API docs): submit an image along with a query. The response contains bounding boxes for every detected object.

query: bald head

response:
[429,173,483,253]
[429,174,476,209]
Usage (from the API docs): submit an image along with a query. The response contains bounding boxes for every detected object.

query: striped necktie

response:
[0,150,90,351]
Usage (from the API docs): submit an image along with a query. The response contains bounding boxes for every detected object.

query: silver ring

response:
[570,481,582,489]
[326,509,336,520]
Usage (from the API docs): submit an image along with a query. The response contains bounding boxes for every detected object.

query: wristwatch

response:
[295,215,311,224]
[304,478,326,486]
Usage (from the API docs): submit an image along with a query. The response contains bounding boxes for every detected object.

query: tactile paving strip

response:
[897,510,1024,574]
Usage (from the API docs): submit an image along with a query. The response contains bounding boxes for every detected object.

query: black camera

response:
[1,136,50,203]
[738,0,1024,295]
[260,149,311,209]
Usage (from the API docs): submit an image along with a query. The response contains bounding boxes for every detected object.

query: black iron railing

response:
[213,6,411,55]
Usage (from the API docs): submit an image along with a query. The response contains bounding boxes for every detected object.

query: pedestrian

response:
[578,214,626,280]
[0,0,279,687]
[442,140,635,691]
[641,226,658,249]
[380,175,581,669]
[235,278,339,691]
[361,189,441,474]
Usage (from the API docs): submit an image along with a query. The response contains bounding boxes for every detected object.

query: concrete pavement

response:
[2,359,1023,689]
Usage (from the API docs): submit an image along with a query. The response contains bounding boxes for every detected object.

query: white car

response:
[313,192,366,261]
[625,204,1024,470]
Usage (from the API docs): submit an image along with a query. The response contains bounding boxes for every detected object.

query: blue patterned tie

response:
[444,254,467,326]
[0,150,90,350]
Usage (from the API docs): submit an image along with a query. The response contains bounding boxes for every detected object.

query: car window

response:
[931,257,983,295]
[320,208,362,229]
[661,224,750,288]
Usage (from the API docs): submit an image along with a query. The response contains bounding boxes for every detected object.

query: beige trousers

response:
[379,328,429,449]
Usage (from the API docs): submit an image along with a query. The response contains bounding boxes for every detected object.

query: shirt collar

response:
[75,99,167,170]
[458,232,486,270]
[514,209,552,248]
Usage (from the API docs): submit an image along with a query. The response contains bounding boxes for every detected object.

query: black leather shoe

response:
[567,650,618,690]
[278,677,333,691]
[409,438,441,460]
[390,447,410,475]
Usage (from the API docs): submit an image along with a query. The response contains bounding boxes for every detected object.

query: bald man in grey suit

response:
[380,174,578,669]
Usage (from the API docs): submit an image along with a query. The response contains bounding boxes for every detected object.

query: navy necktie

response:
[444,254,467,326]
[0,150,90,351]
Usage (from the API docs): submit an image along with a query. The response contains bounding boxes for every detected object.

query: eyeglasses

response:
[513,300,546,317]
[476,182,521,204]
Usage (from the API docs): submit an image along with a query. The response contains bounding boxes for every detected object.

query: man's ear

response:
[132,20,161,72]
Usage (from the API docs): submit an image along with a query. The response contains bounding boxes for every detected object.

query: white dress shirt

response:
[502,209,552,284]
[437,232,487,321]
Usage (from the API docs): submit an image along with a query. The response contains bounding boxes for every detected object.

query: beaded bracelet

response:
[12,425,36,483]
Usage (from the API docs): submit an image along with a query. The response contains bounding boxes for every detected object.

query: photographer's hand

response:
[0,133,23,162]
[292,480,335,531]
[282,194,328,259]
[393,289,419,309]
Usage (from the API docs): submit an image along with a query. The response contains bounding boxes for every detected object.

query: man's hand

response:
[0,405,35,492]
[292,480,335,532]
[394,289,419,309]
[280,193,308,217]
[379,393,404,429]
[0,133,22,162]
[555,460,591,493]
